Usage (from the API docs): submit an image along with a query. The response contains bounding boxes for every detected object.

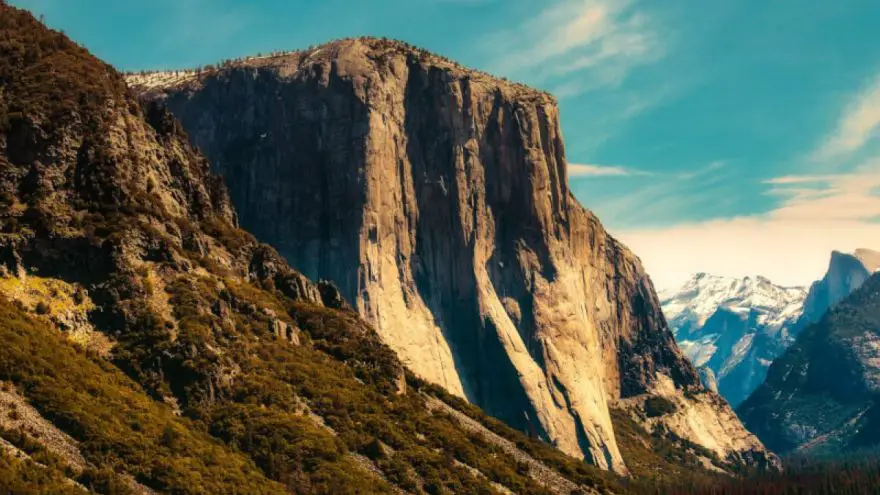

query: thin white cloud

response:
[587,161,733,226]
[676,160,725,180]
[762,175,840,185]
[613,166,880,290]
[486,0,665,97]
[766,169,880,222]
[568,163,651,177]
[813,71,880,160]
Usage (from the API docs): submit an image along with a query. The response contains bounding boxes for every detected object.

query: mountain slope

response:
[661,274,807,407]
[738,272,880,456]
[128,38,776,474]
[0,5,634,493]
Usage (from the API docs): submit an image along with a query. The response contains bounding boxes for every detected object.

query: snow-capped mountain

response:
[661,273,807,407]
[663,248,880,409]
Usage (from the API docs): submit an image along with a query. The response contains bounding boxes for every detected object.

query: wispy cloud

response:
[604,70,880,290]
[762,168,880,222]
[485,0,665,97]
[675,160,725,180]
[813,71,880,160]
[568,163,652,177]
[585,161,732,226]
[762,175,840,185]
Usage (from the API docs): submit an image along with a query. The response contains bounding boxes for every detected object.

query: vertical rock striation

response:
[129,38,773,472]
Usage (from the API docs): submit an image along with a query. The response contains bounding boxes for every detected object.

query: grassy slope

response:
[0,296,289,494]
[0,449,86,495]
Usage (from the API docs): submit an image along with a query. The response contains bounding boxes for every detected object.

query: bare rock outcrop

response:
[130,38,774,473]
[800,248,880,324]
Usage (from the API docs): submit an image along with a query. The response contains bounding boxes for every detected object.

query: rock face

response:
[738,273,880,456]
[661,274,807,407]
[130,38,774,473]
[800,249,880,325]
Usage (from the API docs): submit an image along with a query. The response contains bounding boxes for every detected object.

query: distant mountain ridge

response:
[662,248,880,409]
[662,274,807,407]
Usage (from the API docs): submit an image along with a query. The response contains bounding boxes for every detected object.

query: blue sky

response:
[12,0,880,288]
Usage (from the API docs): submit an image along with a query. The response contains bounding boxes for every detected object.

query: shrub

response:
[35,300,50,314]
[0,297,286,494]
[644,396,678,418]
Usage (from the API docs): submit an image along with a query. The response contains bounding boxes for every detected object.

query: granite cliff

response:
[800,249,880,325]
[130,38,775,473]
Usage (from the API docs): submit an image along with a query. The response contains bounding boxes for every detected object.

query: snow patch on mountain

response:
[664,249,879,408]
[661,273,807,407]
[720,333,756,377]
[678,337,718,368]
[663,273,806,338]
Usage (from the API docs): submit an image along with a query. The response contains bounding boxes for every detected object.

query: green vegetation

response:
[667,455,880,495]
[0,448,85,495]
[412,377,624,493]
[171,274,556,494]
[738,274,880,456]
[0,424,76,480]
[0,0,127,134]
[410,380,744,492]
[610,408,726,491]
[0,423,136,494]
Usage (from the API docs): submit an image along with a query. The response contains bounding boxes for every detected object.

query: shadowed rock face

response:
[130,38,772,472]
